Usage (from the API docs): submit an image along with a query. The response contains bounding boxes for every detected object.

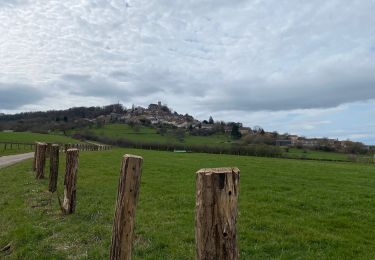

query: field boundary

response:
[1,141,112,152]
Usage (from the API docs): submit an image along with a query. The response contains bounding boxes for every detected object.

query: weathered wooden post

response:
[32,142,37,171]
[49,144,60,193]
[46,142,52,157]
[62,148,79,214]
[110,154,143,260]
[195,167,240,260]
[35,142,47,179]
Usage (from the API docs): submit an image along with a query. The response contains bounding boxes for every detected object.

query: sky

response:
[1,0,375,144]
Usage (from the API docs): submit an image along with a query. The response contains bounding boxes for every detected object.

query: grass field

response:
[1,148,374,259]
[0,132,81,156]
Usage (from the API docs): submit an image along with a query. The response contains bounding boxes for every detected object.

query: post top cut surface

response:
[67,148,79,152]
[196,167,240,175]
[123,154,144,160]
[51,144,59,147]
[36,142,47,145]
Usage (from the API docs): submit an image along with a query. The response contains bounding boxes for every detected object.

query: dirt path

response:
[0,152,34,169]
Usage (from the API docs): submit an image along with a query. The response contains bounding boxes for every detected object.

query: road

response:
[0,152,34,169]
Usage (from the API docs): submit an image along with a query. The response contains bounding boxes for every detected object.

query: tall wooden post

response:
[195,167,240,260]
[35,142,47,179]
[62,149,79,214]
[110,154,143,260]
[49,144,60,193]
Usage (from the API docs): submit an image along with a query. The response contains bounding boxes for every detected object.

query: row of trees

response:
[0,104,123,133]
[78,130,283,158]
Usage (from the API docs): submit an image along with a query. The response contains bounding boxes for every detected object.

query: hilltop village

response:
[88,102,368,153]
[0,101,369,154]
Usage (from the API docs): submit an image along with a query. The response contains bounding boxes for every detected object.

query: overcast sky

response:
[1,0,375,144]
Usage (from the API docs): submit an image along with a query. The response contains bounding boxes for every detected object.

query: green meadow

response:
[0,132,81,156]
[1,147,374,259]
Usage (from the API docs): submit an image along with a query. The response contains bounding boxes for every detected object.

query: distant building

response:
[276,140,292,146]
[239,127,252,135]
[148,103,159,110]
[177,122,189,128]
[201,124,213,130]
[288,135,299,145]
[301,139,318,147]
[224,126,232,133]
[110,112,121,121]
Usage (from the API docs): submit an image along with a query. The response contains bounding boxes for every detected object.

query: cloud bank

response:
[1,0,375,143]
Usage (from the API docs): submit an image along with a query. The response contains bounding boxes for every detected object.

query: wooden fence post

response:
[49,144,60,193]
[46,143,52,157]
[110,154,143,260]
[35,142,47,179]
[32,142,37,171]
[62,149,79,214]
[195,167,240,260]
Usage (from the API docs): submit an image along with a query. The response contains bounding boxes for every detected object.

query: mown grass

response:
[0,132,81,156]
[1,148,375,259]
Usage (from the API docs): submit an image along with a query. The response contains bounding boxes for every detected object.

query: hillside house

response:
[201,124,214,130]
[110,112,121,121]
[239,127,252,135]
[276,140,292,146]
[177,122,189,128]
[288,135,299,145]
[224,126,232,133]
[148,103,160,111]
[301,138,319,147]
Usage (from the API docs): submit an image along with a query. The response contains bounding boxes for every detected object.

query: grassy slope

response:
[1,148,374,259]
[0,132,81,156]
[80,123,232,146]
[82,124,352,161]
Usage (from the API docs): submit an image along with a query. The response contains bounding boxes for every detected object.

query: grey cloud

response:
[1,0,375,115]
[0,83,44,109]
[0,0,28,7]
[200,61,375,112]
[60,74,132,99]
